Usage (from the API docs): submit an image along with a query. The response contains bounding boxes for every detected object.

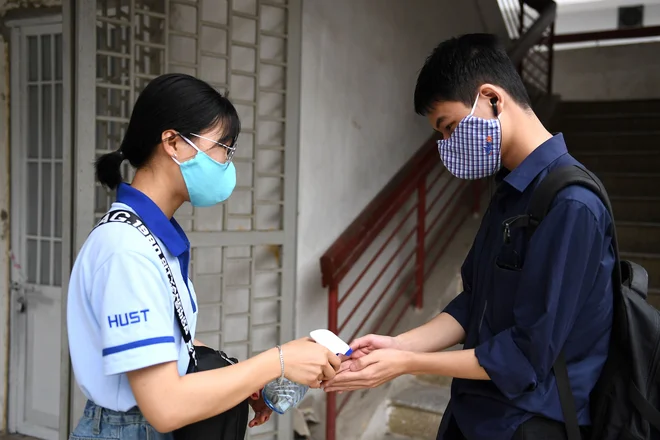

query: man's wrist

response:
[393,334,409,352]
[395,349,415,376]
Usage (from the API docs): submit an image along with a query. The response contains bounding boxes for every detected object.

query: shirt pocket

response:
[488,257,523,333]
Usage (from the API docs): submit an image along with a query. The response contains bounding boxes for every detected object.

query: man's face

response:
[425,90,501,140]
[425,100,474,141]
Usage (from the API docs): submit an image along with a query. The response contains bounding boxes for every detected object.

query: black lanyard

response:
[95,210,198,368]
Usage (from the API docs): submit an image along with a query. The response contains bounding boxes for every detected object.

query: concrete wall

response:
[553,42,660,101]
[295,0,490,338]
[0,35,10,433]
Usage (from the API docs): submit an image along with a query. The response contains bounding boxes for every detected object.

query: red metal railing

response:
[319,136,478,440]
[320,3,557,439]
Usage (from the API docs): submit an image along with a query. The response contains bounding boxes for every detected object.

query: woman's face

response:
[175,126,233,164]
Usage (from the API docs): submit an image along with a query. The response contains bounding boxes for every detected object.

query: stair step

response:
[389,383,450,439]
[559,114,660,132]
[612,197,660,223]
[381,434,414,440]
[617,222,660,255]
[600,173,660,198]
[416,375,453,387]
[620,252,660,290]
[562,131,660,152]
[573,151,660,174]
[560,100,660,116]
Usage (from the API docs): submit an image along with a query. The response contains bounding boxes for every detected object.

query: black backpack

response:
[521,165,660,440]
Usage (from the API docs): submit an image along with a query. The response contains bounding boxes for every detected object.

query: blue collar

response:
[503,133,568,193]
[116,183,189,257]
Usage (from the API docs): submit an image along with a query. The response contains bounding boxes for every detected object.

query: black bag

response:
[97,210,249,439]
[175,345,249,440]
[516,165,660,440]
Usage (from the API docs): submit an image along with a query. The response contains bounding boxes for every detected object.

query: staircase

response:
[386,376,452,439]
[557,99,660,306]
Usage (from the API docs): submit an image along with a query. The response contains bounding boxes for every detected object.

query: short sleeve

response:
[92,250,178,375]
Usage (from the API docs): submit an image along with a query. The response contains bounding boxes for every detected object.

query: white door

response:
[9,20,64,440]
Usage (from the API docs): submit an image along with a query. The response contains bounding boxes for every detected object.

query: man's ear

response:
[479,84,504,115]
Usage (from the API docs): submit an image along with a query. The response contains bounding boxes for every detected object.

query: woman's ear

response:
[161,129,178,157]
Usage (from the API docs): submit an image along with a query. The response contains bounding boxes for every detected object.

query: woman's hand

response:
[280,338,341,388]
[248,391,272,428]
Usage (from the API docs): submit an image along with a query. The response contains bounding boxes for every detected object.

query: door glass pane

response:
[55,84,63,159]
[27,239,38,284]
[53,241,62,287]
[41,163,51,237]
[28,86,39,159]
[42,84,52,159]
[27,163,39,236]
[54,34,62,80]
[40,240,50,285]
[41,35,52,81]
[27,36,38,82]
[55,163,62,238]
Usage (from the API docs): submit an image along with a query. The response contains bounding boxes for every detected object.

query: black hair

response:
[414,33,531,115]
[95,73,241,190]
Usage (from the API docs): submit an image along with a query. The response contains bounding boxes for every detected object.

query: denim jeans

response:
[70,400,174,440]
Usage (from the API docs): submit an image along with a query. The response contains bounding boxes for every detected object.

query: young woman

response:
[67,73,339,439]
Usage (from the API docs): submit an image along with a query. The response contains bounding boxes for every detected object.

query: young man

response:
[322,33,615,440]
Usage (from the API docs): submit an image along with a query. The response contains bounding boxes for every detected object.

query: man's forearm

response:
[395,312,466,353]
[403,349,490,380]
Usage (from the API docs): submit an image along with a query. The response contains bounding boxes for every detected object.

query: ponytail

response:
[95,150,125,190]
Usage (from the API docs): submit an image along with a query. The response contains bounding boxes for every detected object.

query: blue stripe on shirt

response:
[102,336,175,356]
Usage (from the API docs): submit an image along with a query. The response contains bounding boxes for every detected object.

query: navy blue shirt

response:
[437,134,615,440]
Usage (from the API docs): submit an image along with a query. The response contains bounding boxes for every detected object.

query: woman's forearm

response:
[395,312,466,353]
[129,348,280,432]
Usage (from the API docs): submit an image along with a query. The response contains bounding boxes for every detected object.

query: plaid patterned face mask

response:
[437,95,502,180]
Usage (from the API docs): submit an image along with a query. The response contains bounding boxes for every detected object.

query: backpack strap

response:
[525,165,621,440]
[527,165,621,285]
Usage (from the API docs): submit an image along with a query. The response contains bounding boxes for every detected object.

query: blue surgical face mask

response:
[436,94,502,180]
[173,134,237,207]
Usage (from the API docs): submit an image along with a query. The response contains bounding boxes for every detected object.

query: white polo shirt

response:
[67,183,198,411]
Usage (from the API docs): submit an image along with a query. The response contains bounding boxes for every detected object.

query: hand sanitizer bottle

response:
[262,330,352,414]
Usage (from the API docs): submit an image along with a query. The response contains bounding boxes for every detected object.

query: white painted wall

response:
[553,42,660,100]
[295,0,490,338]
[555,0,660,34]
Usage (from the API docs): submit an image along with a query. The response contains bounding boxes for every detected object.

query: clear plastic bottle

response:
[262,378,309,414]
[263,330,350,414]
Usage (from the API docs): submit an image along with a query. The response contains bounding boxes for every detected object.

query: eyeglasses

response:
[178,132,236,163]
